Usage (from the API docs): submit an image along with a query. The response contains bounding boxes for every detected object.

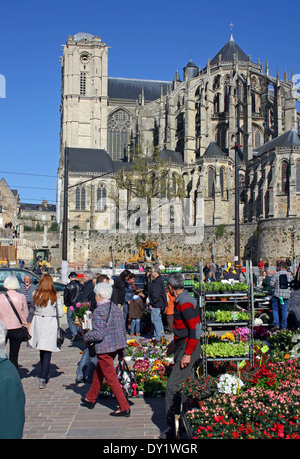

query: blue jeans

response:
[123,302,129,332]
[76,346,98,381]
[40,350,51,381]
[67,307,79,338]
[151,307,164,341]
[130,318,141,335]
[272,296,289,329]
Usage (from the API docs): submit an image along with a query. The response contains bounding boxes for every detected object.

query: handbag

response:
[55,301,66,348]
[4,293,31,342]
[116,360,137,398]
[88,301,112,357]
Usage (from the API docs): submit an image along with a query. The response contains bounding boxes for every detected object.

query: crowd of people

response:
[0,256,297,439]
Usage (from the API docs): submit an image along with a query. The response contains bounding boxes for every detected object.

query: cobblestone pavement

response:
[17,330,168,439]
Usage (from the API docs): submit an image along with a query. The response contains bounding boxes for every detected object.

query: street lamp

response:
[231,143,242,275]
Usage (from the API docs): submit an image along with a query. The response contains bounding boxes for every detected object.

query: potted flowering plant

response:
[143,372,167,396]
[181,375,216,406]
[71,302,90,326]
[132,346,146,359]
[217,373,244,395]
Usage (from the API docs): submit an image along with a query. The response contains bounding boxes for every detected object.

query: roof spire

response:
[229,22,234,41]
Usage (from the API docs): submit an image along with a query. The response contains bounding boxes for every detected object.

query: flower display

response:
[134,358,168,396]
[220,332,235,341]
[186,357,300,439]
[124,327,300,438]
[217,373,244,395]
[133,358,150,372]
[233,327,251,342]
[181,375,216,401]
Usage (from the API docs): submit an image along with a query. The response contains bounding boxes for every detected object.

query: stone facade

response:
[56,31,300,265]
[0,177,19,229]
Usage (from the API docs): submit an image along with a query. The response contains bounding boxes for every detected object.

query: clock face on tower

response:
[80,52,90,63]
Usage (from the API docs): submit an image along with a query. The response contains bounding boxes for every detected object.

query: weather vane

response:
[230,22,234,32]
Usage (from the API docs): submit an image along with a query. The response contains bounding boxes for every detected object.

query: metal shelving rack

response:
[197,260,255,376]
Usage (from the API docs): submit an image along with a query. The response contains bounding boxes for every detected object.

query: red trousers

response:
[86,352,130,412]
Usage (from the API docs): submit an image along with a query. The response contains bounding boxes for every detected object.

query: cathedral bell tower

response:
[59,32,108,157]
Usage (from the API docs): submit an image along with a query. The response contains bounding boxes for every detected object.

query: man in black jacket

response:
[113,270,131,311]
[63,272,82,341]
[149,266,167,341]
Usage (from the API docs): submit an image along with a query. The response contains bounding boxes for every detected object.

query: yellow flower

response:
[221,332,235,341]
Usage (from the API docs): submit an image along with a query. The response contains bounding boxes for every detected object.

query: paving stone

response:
[17,336,168,439]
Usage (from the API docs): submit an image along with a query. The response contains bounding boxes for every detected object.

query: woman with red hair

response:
[29,274,64,389]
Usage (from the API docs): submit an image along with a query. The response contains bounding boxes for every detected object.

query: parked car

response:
[0,268,65,292]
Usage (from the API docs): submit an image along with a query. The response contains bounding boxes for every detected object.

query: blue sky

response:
[0,0,299,206]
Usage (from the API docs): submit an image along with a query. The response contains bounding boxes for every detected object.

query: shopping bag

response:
[116,360,137,397]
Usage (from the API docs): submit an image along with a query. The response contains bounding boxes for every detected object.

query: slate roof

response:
[20,203,56,212]
[160,149,183,163]
[254,129,300,156]
[211,34,248,64]
[68,148,115,174]
[108,77,171,101]
[67,147,184,175]
[203,141,226,157]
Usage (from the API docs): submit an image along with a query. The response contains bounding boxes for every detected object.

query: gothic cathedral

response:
[57,31,300,235]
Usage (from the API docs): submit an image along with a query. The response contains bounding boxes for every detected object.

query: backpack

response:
[279,274,289,289]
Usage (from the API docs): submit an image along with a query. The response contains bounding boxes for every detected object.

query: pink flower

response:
[69,306,74,311]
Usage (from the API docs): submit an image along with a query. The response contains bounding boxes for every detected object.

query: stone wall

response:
[68,223,259,266]
[18,217,299,268]
[257,218,300,262]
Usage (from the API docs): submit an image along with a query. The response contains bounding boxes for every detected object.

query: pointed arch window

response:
[75,186,86,210]
[215,125,227,149]
[213,94,220,114]
[224,78,230,112]
[107,109,130,161]
[253,127,261,150]
[220,167,225,198]
[281,161,289,193]
[296,161,300,192]
[97,185,107,211]
[208,168,215,198]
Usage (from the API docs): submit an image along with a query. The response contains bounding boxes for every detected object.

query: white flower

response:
[217,373,244,395]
